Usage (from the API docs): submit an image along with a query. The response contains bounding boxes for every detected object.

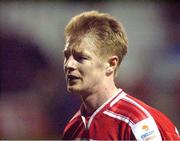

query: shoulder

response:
[103,91,162,140]
[104,92,152,124]
[63,110,81,133]
[69,110,81,122]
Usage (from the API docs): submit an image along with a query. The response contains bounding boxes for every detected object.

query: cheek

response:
[88,64,105,78]
[95,61,106,73]
[80,59,106,77]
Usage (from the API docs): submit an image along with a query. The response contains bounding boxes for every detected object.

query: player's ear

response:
[106,56,119,76]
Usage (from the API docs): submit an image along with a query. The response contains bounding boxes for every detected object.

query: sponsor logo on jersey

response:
[141,130,156,139]
[142,125,149,131]
[145,134,158,141]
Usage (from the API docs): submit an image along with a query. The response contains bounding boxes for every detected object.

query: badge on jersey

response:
[131,117,162,141]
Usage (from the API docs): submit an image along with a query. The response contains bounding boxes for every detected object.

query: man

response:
[62,11,179,140]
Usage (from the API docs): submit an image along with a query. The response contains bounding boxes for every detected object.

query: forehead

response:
[64,37,98,55]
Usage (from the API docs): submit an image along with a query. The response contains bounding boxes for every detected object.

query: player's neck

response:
[81,82,118,115]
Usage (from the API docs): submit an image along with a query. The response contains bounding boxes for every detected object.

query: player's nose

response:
[64,56,77,72]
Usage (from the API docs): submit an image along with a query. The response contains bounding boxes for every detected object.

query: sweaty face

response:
[63,38,106,95]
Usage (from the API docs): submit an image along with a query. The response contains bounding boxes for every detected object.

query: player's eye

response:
[75,54,88,62]
[64,51,70,59]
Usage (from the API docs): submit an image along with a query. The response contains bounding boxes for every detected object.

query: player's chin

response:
[67,86,82,93]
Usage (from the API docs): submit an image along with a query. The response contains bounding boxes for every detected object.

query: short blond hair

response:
[64,10,128,67]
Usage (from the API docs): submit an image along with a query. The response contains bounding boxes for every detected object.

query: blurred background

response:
[0,0,179,139]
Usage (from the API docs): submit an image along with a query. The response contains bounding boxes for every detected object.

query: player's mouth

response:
[67,75,80,84]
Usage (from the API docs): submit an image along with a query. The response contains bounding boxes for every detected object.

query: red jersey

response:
[63,89,179,140]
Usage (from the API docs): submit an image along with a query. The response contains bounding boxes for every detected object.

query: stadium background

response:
[0,0,179,139]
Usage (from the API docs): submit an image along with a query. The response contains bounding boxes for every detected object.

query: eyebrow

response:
[64,48,90,58]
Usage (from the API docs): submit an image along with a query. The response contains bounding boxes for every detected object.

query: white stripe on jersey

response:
[103,110,134,127]
[122,94,152,117]
[110,91,126,107]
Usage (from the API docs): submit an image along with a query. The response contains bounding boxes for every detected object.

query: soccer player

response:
[62,11,179,140]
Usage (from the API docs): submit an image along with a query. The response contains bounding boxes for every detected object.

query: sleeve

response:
[131,117,162,141]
